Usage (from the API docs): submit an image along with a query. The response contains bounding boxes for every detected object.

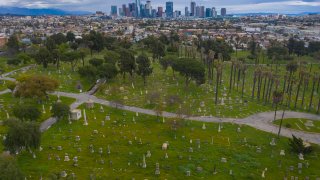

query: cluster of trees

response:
[79,50,153,85]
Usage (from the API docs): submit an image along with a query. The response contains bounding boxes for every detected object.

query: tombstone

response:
[71,109,82,120]
[243,137,247,143]
[262,168,267,178]
[101,121,105,126]
[237,127,241,133]
[128,141,132,145]
[197,167,203,173]
[146,151,151,158]
[99,147,103,155]
[83,109,88,126]
[42,104,46,114]
[56,155,61,161]
[221,98,225,105]
[290,166,294,171]
[64,154,70,162]
[105,115,110,121]
[189,147,193,153]
[221,157,227,163]
[107,145,111,154]
[142,155,147,168]
[270,138,276,146]
[57,146,63,151]
[60,171,67,178]
[298,153,304,160]
[256,147,262,153]
[99,106,104,113]
[75,136,80,142]
[280,150,285,156]
[165,153,169,159]
[202,123,206,130]
[155,163,160,175]
[32,153,36,159]
[162,143,168,150]
[93,130,99,134]
[229,169,233,175]
[39,146,43,151]
[73,156,78,163]
[77,148,82,152]
[186,170,191,176]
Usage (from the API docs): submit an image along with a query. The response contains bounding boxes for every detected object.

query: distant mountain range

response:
[0,7,92,16]
[230,12,320,16]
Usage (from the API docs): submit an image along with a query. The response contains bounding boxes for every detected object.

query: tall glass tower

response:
[135,0,141,17]
[166,1,173,18]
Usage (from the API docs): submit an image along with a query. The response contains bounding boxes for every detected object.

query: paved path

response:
[0,65,35,82]
[1,66,320,145]
[44,91,320,145]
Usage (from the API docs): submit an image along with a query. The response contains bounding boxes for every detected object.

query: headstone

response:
[60,171,67,178]
[162,143,168,150]
[83,109,88,126]
[221,157,227,163]
[298,153,304,160]
[280,150,285,156]
[75,136,80,142]
[57,146,63,151]
[165,153,168,159]
[186,170,191,176]
[64,154,70,162]
[202,123,206,130]
[155,163,160,175]
[146,151,151,158]
[142,155,147,168]
[270,138,276,146]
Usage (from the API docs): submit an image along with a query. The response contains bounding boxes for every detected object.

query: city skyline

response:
[0,0,320,14]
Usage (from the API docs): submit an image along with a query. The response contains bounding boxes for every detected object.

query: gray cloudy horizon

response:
[0,0,320,14]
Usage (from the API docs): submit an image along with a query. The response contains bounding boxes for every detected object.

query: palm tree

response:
[241,64,247,98]
[214,61,223,105]
[286,61,298,93]
[301,74,310,109]
[309,74,318,111]
[294,70,305,109]
[272,91,284,138]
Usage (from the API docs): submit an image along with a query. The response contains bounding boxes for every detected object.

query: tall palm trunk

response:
[294,76,302,108]
[252,73,257,99]
[229,63,234,92]
[309,77,316,111]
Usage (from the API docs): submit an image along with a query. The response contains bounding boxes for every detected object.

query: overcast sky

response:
[1,0,320,14]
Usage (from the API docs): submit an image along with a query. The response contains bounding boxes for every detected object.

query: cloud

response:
[0,0,319,13]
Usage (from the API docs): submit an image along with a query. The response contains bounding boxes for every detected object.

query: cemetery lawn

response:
[0,93,75,151]
[0,80,8,91]
[11,64,95,93]
[274,118,320,134]
[0,92,75,122]
[17,104,320,179]
[0,57,32,74]
[96,61,320,118]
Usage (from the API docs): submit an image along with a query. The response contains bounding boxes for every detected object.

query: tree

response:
[6,34,20,54]
[34,47,53,68]
[4,118,41,154]
[7,58,21,66]
[79,48,89,67]
[174,58,205,87]
[78,65,98,81]
[285,61,298,92]
[62,51,80,71]
[13,104,41,121]
[272,90,283,138]
[308,41,320,54]
[15,75,59,99]
[51,103,70,120]
[17,52,32,64]
[97,63,118,80]
[151,41,166,60]
[0,154,24,180]
[289,135,312,154]
[118,49,136,80]
[89,58,104,67]
[104,50,120,65]
[66,31,76,42]
[136,54,153,85]
[50,33,67,45]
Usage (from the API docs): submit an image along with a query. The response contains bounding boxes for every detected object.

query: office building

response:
[166,1,173,18]
[199,6,205,18]
[212,7,217,17]
[221,8,227,16]
[190,1,196,16]
[185,7,189,17]
[111,5,117,16]
[205,8,212,18]
[135,0,141,17]
[158,7,163,17]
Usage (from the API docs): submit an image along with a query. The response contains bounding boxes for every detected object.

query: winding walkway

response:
[1,66,320,145]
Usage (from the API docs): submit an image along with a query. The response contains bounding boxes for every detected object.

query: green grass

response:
[274,118,320,133]
[0,93,75,151]
[0,57,33,75]
[16,104,320,179]
[0,80,8,91]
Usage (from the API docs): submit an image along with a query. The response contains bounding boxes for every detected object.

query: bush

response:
[13,104,41,121]
[289,135,312,154]
[285,123,292,128]
[51,103,70,120]
[7,58,21,66]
